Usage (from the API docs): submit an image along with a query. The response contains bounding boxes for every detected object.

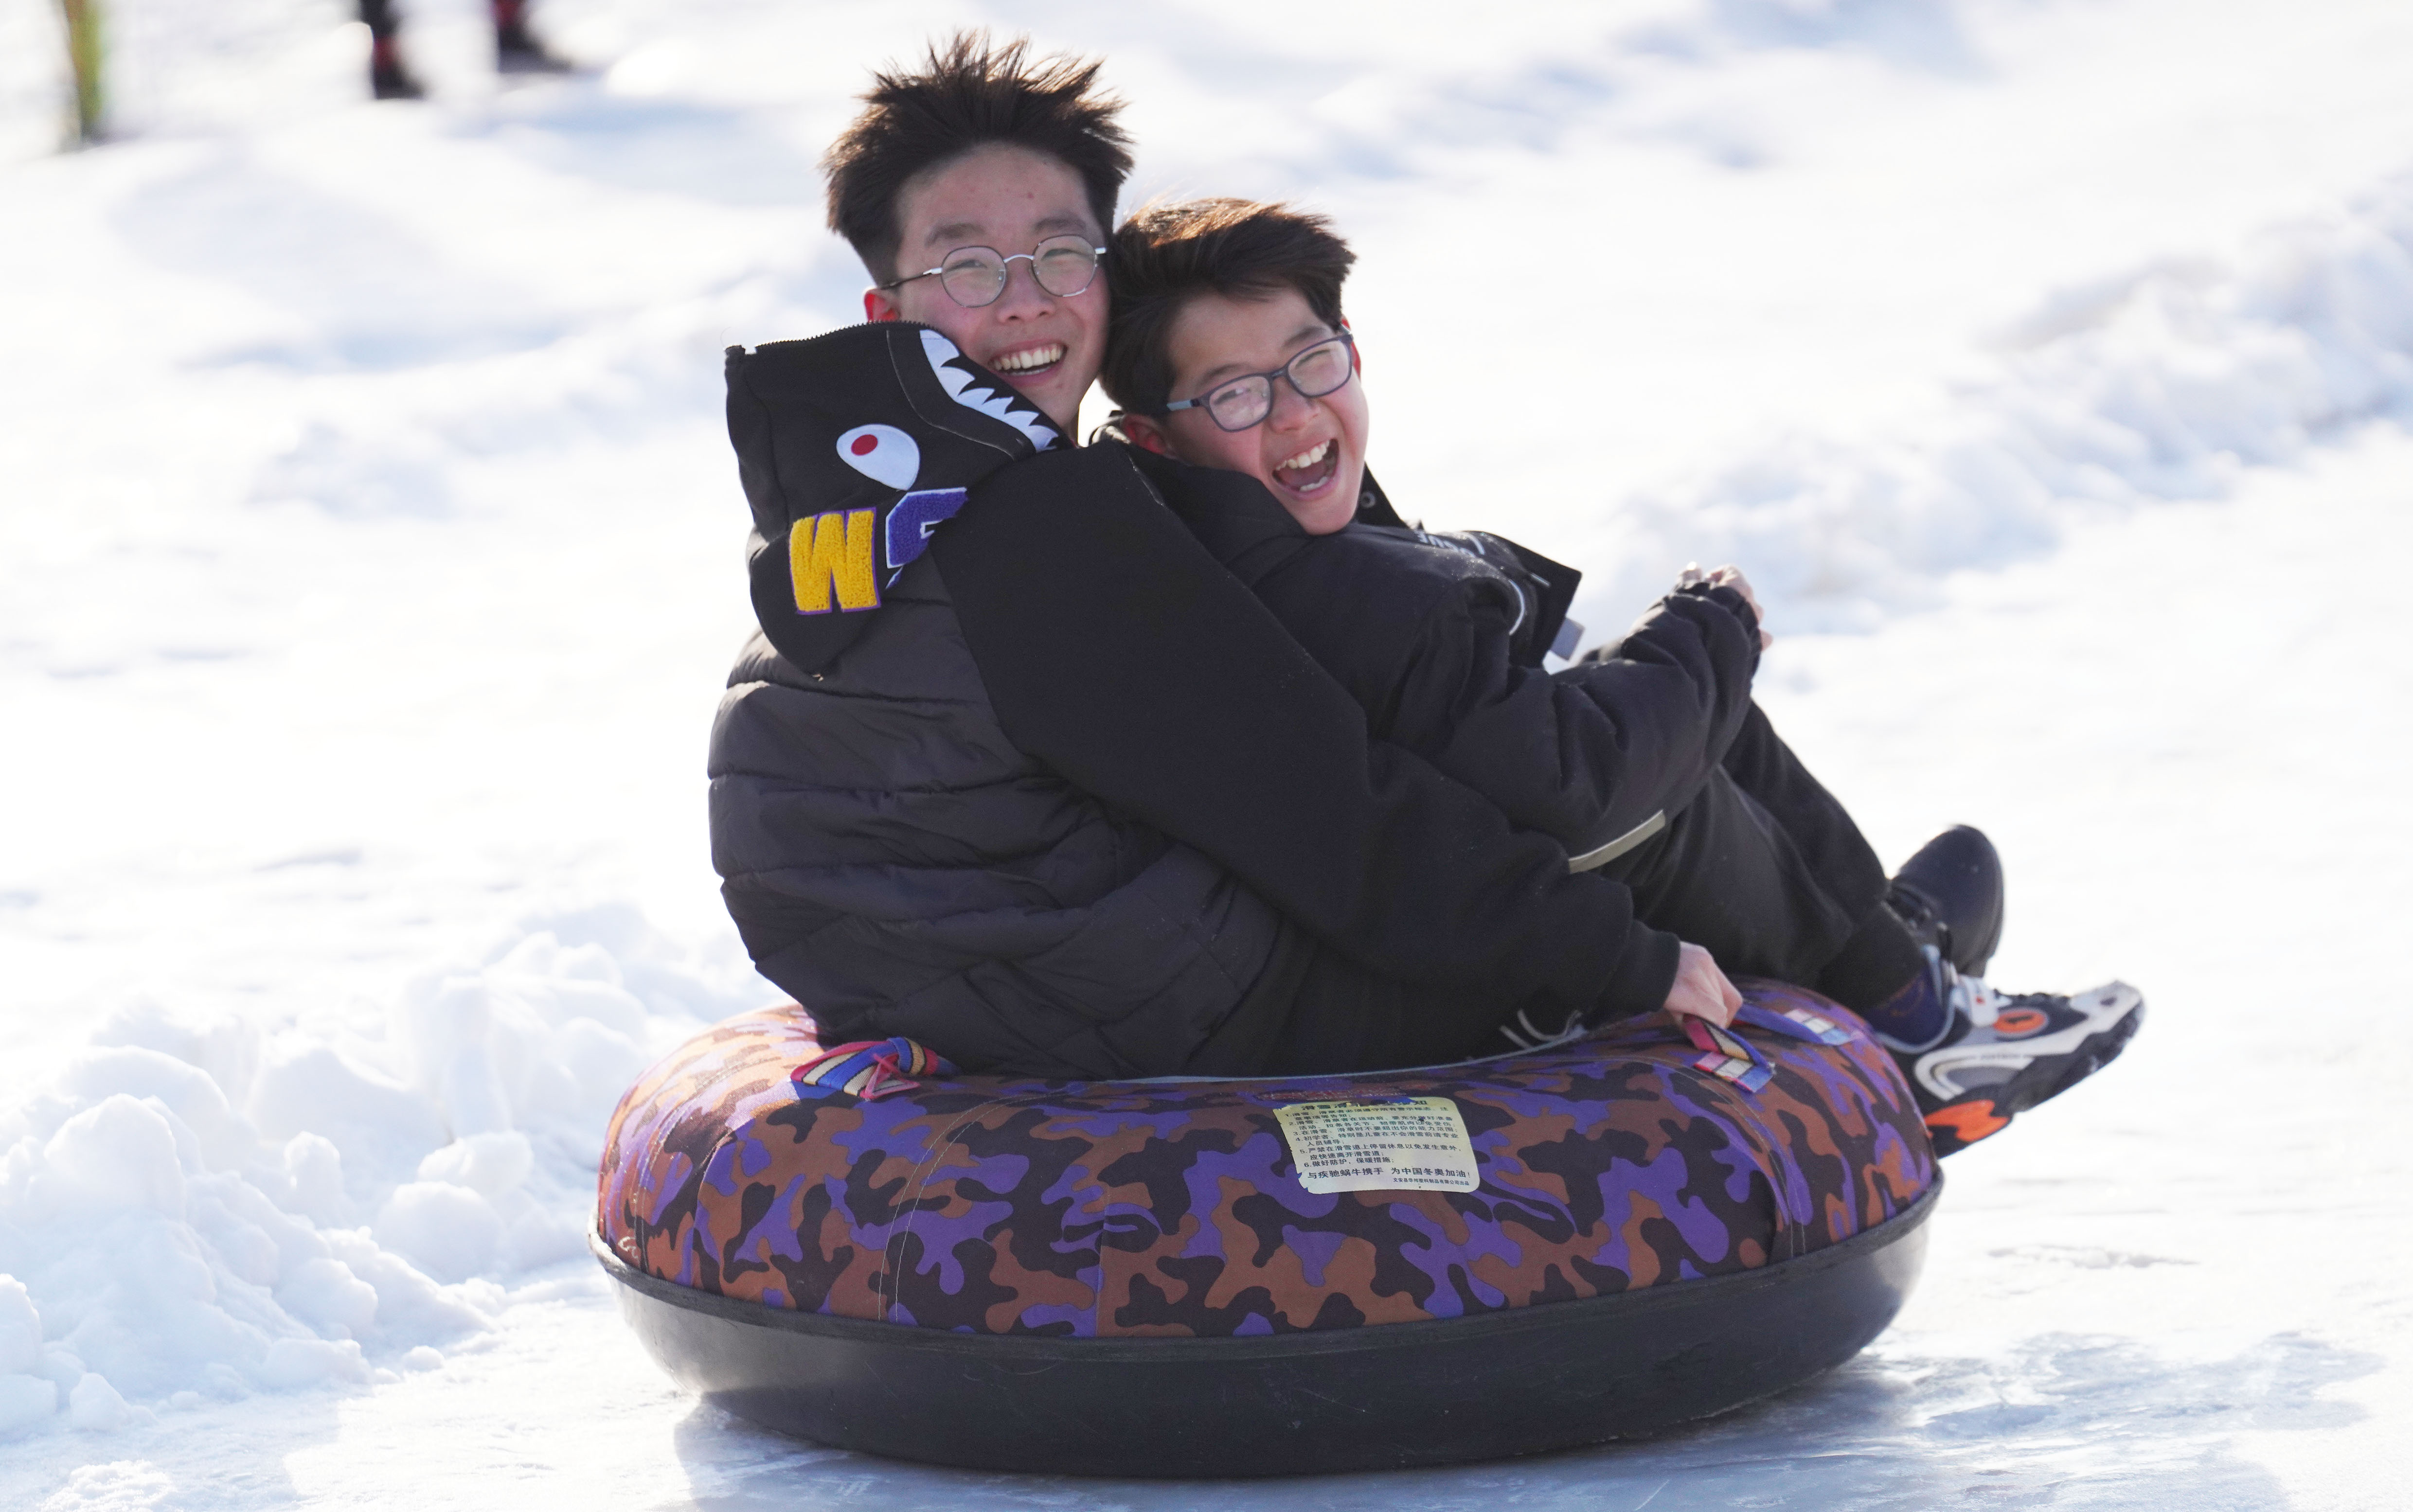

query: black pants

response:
[1234,702,1913,1075]
[1600,701,1887,987]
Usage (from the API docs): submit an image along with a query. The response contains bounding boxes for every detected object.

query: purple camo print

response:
[596,979,1936,1338]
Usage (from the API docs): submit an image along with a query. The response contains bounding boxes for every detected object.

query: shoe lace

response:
[1942,957,2002,1028]
[1888,880,1956,960]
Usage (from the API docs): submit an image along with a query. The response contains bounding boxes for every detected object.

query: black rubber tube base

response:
[598,1184,1935,1478]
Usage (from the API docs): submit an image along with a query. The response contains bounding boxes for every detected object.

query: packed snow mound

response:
[1573,165,2413,637]
[0,909,746,1438]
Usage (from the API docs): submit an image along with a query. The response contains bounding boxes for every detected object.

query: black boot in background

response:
[369,39,423,99]
[360,0,423,100]
[493,0,573,74]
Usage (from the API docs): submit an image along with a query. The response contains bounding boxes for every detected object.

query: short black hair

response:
[824,31,1133,284]
[1102,198,1356,415]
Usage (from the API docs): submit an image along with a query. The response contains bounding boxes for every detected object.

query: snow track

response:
[1575,169,2413,635]
[2,1,2410,1507]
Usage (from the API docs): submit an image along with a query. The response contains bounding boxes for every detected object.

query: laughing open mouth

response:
[1274,437,1339,495]
[990,342,1066,379]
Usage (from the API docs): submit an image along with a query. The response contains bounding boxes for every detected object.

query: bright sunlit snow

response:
[2,1,2410,1507]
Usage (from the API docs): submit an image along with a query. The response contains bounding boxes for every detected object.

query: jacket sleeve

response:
[930,445,1682,1023]
[1384,578,1764,865]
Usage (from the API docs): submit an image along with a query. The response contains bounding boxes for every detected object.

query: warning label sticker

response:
[1273,1097,1481,1194]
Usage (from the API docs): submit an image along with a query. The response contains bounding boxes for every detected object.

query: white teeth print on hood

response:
[919,329,1065,452]
[0,913,752,1431]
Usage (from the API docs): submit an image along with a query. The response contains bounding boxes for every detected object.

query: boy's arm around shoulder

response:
[1389,573,1764,859]
[929,444,1682,1016]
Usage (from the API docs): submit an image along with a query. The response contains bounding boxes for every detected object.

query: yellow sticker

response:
[1273,1097,1479,1194]
[790,507,880,614]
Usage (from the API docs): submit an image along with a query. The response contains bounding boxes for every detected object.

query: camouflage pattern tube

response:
[596,979,1936,1339]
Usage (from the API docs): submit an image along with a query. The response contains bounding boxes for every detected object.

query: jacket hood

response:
[726,322,1069,673]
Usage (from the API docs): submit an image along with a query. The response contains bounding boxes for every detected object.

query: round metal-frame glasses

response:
[880,234,1106,308]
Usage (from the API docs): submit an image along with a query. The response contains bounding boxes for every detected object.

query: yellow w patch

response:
[789,508,880,614]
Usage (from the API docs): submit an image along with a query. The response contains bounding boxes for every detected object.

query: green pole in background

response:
[60,0,105,146]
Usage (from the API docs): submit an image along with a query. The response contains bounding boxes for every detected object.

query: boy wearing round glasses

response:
[1105,198,2143,1148]
[711,36,1749,1080]
[857,175,1109,434]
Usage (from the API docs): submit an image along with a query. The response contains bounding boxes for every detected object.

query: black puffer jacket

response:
[1139,448,1763,870]
[708,325,1680,1077]
[711,584,1287,1075]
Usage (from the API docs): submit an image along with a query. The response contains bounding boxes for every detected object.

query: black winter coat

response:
[1138,448,1764,876]
[707,325,1681,1077]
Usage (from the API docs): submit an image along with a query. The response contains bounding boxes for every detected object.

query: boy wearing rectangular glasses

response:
[1106,198,2143,1149]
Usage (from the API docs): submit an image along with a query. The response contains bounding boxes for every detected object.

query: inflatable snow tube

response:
[594,979,1938,1476]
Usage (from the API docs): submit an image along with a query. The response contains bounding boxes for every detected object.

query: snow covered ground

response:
[3,0,2410,1506]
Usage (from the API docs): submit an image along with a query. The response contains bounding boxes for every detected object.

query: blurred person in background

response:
[360,0,570,101]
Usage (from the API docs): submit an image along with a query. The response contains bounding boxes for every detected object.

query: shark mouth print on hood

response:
[918,329,1066,455]
[725,322,1071,675]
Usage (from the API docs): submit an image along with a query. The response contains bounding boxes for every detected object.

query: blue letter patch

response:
[885,487,968,570]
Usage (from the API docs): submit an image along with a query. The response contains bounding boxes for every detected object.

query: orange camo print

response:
[1925,1101,2011,1150]
[596,979,1937,1338]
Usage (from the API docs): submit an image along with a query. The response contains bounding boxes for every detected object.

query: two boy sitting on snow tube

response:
[706,34,2141,1152]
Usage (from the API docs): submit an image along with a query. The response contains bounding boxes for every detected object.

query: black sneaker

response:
[1889,974,2146,1156]
[1886,824,2004,978]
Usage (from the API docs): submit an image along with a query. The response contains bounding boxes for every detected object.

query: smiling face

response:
[1126,286,1368,536]
[864,144,1107,435]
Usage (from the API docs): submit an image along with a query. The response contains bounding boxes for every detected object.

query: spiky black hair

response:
[824,32,1133,283]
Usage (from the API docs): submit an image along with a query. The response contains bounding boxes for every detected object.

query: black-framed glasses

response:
[1162,331,1356,432]
[880,233,1106,308]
